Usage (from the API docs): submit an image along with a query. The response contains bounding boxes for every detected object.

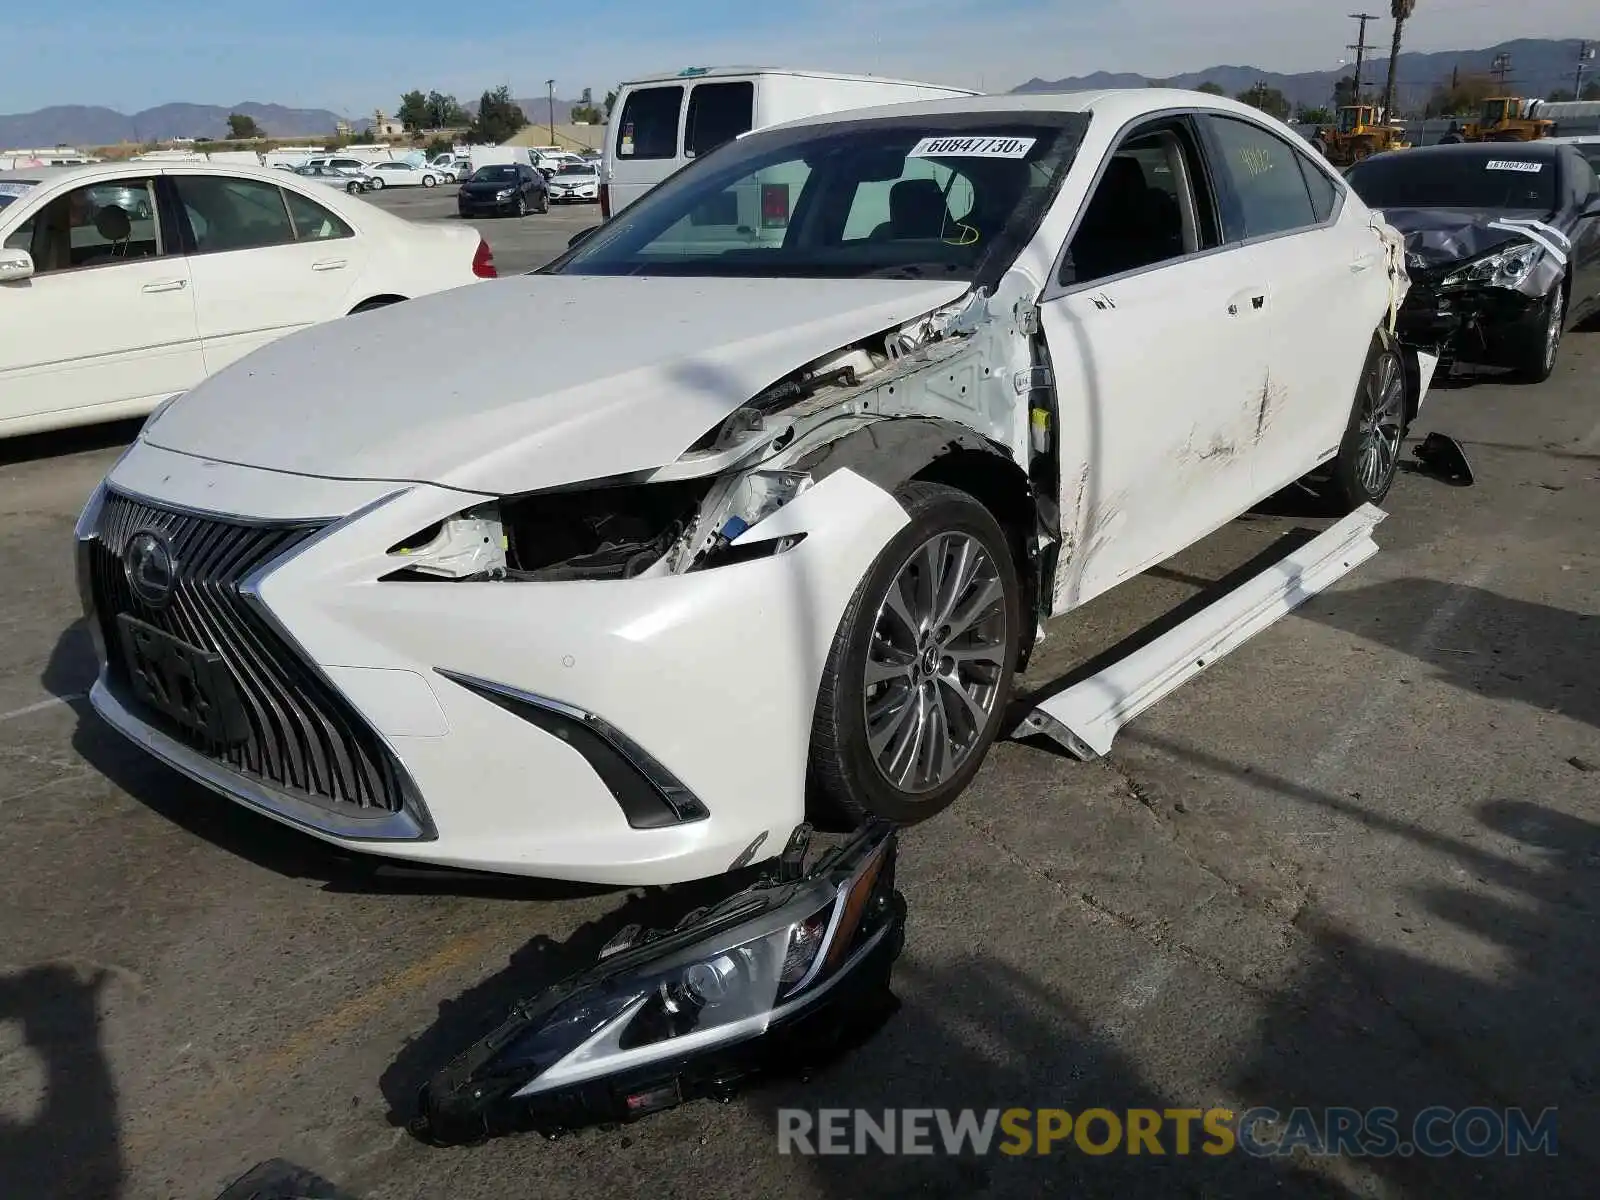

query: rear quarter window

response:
[617,86,684,160]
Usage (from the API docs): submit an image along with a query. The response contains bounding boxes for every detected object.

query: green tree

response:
[1235,83,1291,121]
[569,103,603,123]
[397,90,429,132]
[1382,0,1416,121]
[1195,81,1226,96]
[424,90,469,128]
[603,89,618,117]
[226,112,263,139]
[1297,106,1333,125]
[1424,72,1496,117]
[470,86,528,144]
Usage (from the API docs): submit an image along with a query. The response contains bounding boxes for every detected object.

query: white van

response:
[601,66,979,216]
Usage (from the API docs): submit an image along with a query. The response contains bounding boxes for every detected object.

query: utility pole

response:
[546,79,556,145]
[1576,42,1596,98]
[1491,52,1512,92]
[1348,12,1379,104]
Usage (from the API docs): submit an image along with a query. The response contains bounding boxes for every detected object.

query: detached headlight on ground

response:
[411,822,906,1144]
[1440,241,1543,290]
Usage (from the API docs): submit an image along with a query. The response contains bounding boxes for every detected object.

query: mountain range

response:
[1015,38,1591,112]
[3,39,1590,147]
[0,96,590,149]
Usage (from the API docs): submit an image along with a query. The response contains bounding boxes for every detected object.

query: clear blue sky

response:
[5,0,1590,116]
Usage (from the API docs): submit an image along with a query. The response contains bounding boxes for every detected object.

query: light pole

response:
[546,79,556,146]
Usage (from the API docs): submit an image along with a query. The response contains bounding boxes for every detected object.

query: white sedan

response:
[546,162,600,202]
[0,161,497,438]
[364,161,447,189]
[74,90,1430,885]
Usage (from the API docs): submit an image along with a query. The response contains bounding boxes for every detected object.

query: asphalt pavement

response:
[0,192,1596,1199]
[361,183,601,274]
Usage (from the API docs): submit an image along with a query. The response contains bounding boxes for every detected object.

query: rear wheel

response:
[1323,334,1407,513]
[535,191,550,214]
[808,482,1021,825]
[422,174,437,188]
[367,176,385,190]
[346,181,362,194]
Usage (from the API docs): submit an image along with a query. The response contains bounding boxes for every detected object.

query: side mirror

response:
[568,226,600,249]
[0,248,34,282]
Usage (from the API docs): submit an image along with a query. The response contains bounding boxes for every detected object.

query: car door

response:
[1036,116,1281,608]
[0,174,201,431]
[1197,113,1388,490]
[168,172,365,374]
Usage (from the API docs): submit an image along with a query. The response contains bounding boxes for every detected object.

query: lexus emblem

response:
[125,531,178,608]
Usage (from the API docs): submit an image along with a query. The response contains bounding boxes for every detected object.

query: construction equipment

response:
[1449,97,1555,143]
[1311,105,1412,166]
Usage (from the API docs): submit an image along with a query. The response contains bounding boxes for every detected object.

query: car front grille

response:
[86,490,407,815]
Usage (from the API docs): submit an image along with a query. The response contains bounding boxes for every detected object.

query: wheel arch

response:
[792,415,1042,645]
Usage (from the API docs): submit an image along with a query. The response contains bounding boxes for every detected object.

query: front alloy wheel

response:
[809,481,1021,825]
[1324,335,1407,512]
[1514,286,1564,384]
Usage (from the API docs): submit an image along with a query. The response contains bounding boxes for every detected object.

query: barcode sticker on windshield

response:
[908,136,1037,159]
[1486,160,1543,173]
[0,182,36,197]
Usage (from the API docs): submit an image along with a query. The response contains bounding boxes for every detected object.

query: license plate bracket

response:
[116,614,250,746]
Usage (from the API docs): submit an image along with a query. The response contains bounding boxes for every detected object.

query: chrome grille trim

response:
[86,488,413,821]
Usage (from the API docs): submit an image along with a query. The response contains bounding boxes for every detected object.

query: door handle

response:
[141,279,187,293]
[311,258,348,271]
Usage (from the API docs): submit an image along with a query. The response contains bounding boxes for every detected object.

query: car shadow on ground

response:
[0,419,139,468]
[41,618,614,901]
[0,965,122,1200]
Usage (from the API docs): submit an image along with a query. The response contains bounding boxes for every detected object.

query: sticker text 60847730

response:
[1485,159,1543,173]
[908,136,1037,160]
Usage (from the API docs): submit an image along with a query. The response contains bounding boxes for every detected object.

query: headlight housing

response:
[413,822,905,1143]
[496,187,515,199]
[1440,241,1543,290]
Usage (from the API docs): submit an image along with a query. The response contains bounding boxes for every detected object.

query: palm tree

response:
[1382,0,1416,122]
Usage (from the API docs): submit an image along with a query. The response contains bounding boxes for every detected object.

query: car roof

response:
[1383,140,1566,162]
[616,65,980,93]
[767,88,1301,133]
[0,159,351,187]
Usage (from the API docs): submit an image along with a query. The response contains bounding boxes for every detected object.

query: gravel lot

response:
[0,188,1596,1199]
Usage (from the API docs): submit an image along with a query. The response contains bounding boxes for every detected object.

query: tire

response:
[808,481,1022,826]
[346,181,361,194]
[536,192,549,214]
[1510,283,1565,385]
[1322,333,1408,513]
[422,174,437,188]
[514,194,528,218]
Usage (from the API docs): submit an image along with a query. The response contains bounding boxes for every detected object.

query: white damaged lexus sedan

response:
[75,91,1428,885]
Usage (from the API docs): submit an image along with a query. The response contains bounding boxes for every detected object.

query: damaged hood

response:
[1376,207,1560,273]
[144,274,970,494]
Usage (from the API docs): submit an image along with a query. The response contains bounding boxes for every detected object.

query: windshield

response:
[1346,152,1557,211]
[0,180,38,210]
[557,163,593,176]
[551,113,1088,282]
[1481,100,1511,124]
[471,166,520,182]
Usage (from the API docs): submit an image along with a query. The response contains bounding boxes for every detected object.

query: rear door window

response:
[173,176,296,253]
[685,82,755,158]
[1203,116,1318,240]
[617,86,684,160]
